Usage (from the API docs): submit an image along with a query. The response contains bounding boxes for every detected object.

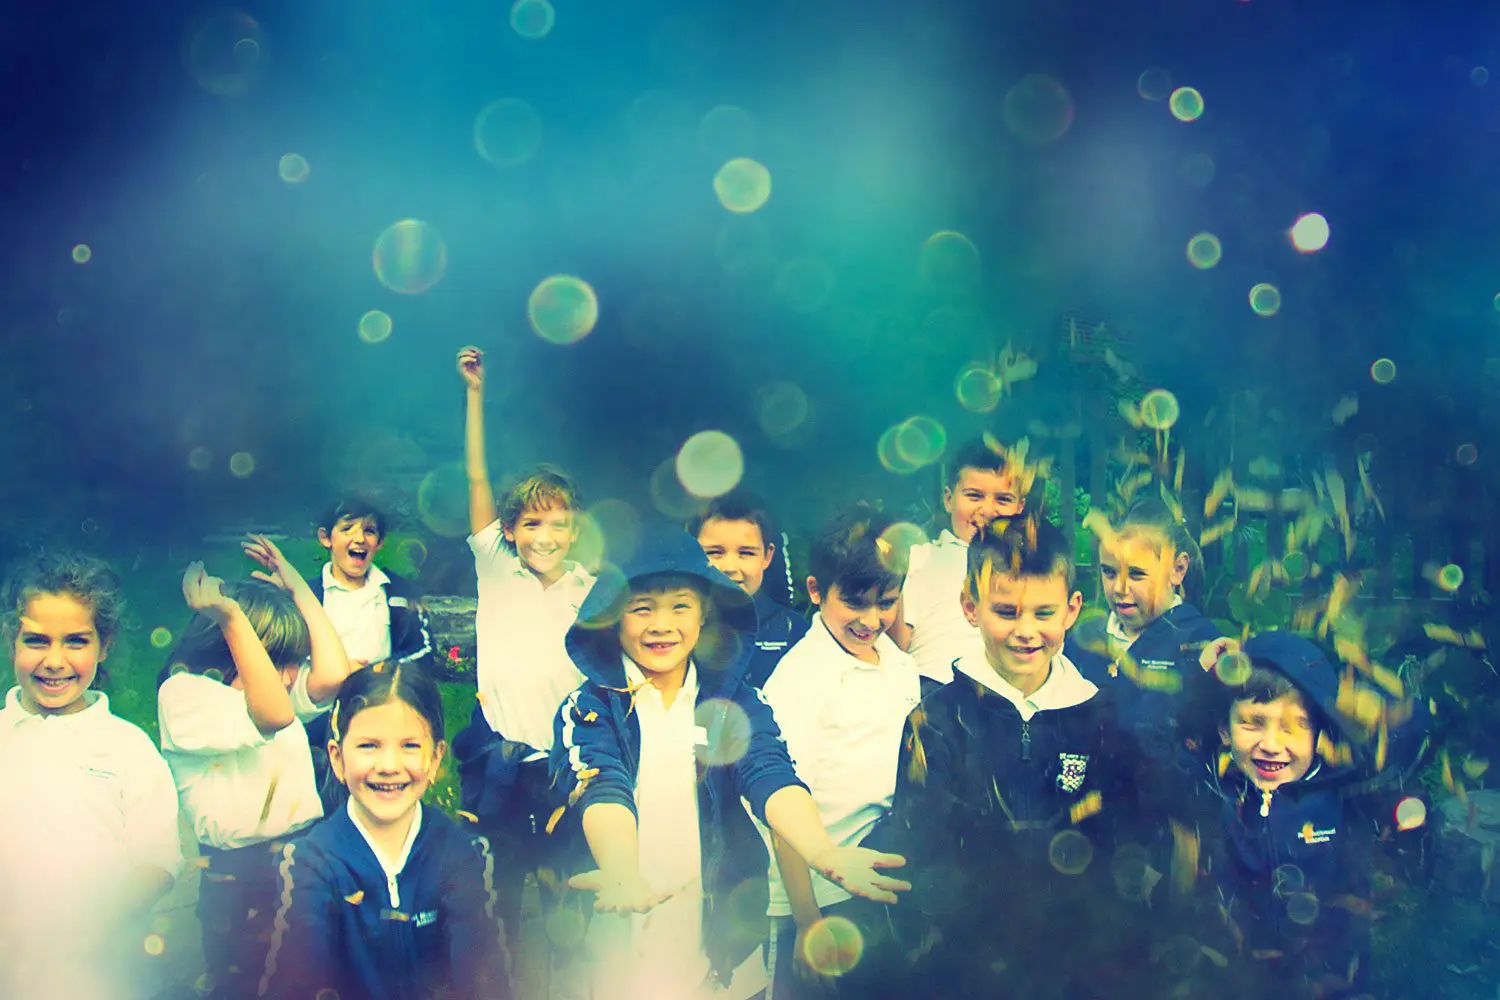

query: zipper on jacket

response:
[1021,720,1032,761]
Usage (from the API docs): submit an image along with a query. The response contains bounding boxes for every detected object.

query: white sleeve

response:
[157,673,268,755]
[289,664,332,723]
[122,730,185,880]
[468,519,514,577]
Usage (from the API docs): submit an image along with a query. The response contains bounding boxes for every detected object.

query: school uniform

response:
[0,689,183,1000]
[260,802,513,1000]
[550,526,801,999]
[1203,633,1428,1000]
[451,518,595,932]
[880,651,1152,999]
[158,667,329,999]
[899,530,980,687]
[756,616,920,1000]
[744,588,811,689]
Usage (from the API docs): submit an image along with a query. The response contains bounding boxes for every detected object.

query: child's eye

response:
[879,599,899,611]
[1036,610,1055,620]
[704,548,724,557]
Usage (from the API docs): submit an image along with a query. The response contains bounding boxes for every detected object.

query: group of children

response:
[0,344,1427,1000]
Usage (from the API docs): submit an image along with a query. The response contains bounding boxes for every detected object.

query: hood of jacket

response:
[565,522,758,692]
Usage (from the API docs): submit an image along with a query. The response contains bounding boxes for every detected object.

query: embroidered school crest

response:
[1057,753,1090,794]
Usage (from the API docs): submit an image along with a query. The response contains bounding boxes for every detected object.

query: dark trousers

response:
[197,831,308,1000]
[767,896,904,1000]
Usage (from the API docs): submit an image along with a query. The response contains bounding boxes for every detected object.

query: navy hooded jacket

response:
[1204,632,1427,1000]
[547,524,807,986]
[744,588,811,689]
[260,803,512,1000]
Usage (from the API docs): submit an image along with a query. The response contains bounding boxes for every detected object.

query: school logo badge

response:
[1057,753,1090,794]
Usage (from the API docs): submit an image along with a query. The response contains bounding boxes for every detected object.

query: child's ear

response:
[1218,726,1230,747]
[760,541,776,571]
[960,590,979,627]
[430,740,447,775]
[805,576,823,607]
[370,534,386,553]
[1064,590,1084,627]
[328,741,345,783]
[317,528,334,551]
[1170,550,1190,588]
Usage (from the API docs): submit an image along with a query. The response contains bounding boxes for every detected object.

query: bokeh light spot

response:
[229,452,256,478]
[1170,87,1204,122]
[1137,67,1172,101]
[184,11,266,96]
[650,458,701,520]
[194,973,216,996]
[1249,283,1281,316]
[1181,153,1216,188]
[1473,67,1490,86]
[588,499,644,566]
[417,462,470,538]
[1215,652,1252,686]
[698,105,758,161]
[918,231,980,295]
[1394,796,1427,831]
[801,915,864,977]
[694,698,753,766]
[1160,935,1203,976]
[1138,389,1180,430]
[510,0,555,39]
[774,258,835,313]
[1282,550,1309,582]
[358,310,393,344]
[1289,213,1330,253]
[955,363,1003,413]
[877,425,922,475]
[528,275,599,345]
[278,153,309,184]
[187,447,212,471]
[756,381,809,437]
[372,220,447,295]
[1048,829,1095,875]
[1110,844,1154,901]
[150,627,174,649]
[894,416,947,467]
[144,934,166,957]
[473,98,543,167]
[876,523,928,576]
[714,157,772,214]
[395,537,428,571]
[1004,74,1074,145]
[1437,564,1465,592]
[1370,358,1397,384]
[676,431,744,499]
[1186,233,1222,270]
[1456,443,1479,466]
[72,244,92,264]
[1286,892,1320,925]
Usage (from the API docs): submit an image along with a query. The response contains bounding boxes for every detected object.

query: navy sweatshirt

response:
[260,804,513,1000]
[547,525,807,986]
[744,588,811,689]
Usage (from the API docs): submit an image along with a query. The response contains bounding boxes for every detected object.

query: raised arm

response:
[459,346,499,535]
[243,535,352,706]
[183,562,294,736]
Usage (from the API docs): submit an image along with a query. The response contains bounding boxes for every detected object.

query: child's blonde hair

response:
[499,464,581,551]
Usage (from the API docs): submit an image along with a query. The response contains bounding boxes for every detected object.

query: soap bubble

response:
[510,0,555,39]
[1285,892,1320,925]
[1370,358,1397,384]
[876,522,928,576]
[955,363,1002,413]
[1186,233,1221,270]
[1137,67,1172,101]
[358,310,393,344]
[183,11,266,96]
[714,158,772,214]
[72,244,92,263]
[918,231,980,295]
[528,276,599,345]
[1249,283,1281,317]
[229,452,256,478]
[473,98,543,167]
[278,153,309,183]
[1456,443,1478,465]
[676,431,744,499]
[1215,651,1252,686]
[894,416,947,467]
[1004,75,1074,145]
[150,627,174,649]
[373,220,447,295]
[801,915,864,977]
[1170,87,1204,122]
[187,447,212,471]
[416,462,469,537]
[1138,389,1180,430]
[1048,830,1095,875]
[756,381,808,437]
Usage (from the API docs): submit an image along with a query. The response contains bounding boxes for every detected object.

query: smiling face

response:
[330,698,445,832]
[944,467,1023,543]
[504,503,578,587]
[963,569,1082,698]
[1098,528,1188,637]
[10,592,106,716]
[696,517,775,597]
[319,515,384,587]
[808,580,902,664]
[617,585,705,684]
[1224,692,1316,792]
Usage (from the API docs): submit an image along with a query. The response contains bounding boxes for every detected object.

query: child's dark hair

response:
[685,489,776,549]
[965,516,1075,599]
[157,579,310,687]
[0,550,124,647]
[1236,665,1303,707]
[330,661,446,746]
[808,506,905,600]
[946,436,1048,520]
[498,464,581,552]
[318,497,387,539]
[947,438,1010,490]
[1112,493,1204,604]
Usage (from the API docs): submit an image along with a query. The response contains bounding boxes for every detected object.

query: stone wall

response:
[425,595,477,682]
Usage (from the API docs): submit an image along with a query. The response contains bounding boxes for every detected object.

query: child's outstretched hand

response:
[182,562,238,625]
[568,869,673,914]
[457,346,485,390]
[242,535,310,595]
[1199,636,1242,673]
[808,846,910,905]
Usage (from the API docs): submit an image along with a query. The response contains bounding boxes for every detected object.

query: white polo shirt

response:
[158,667,328,850]
[901,530,981,684]
[758,616,921,913]
[0,689,184,985]
[321,562,393,666]
[469,518,594,753]
[954,650,1098,720]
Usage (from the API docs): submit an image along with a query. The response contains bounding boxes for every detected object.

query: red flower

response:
[448,645,462,661]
